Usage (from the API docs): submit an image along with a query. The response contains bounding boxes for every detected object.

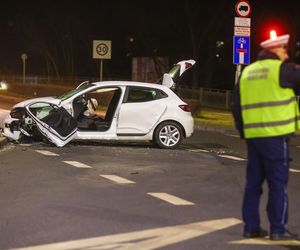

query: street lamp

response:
[21,53,28,84]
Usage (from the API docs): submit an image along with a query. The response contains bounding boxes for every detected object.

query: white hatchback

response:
[3,60,195,149]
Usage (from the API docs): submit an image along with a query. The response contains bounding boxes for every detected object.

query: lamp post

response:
[21,53,28,84]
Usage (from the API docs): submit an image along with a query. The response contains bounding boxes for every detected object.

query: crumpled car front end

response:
[3,96,61,142]
[3,107,40,142]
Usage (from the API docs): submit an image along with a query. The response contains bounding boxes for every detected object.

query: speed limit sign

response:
[93,40,112,59]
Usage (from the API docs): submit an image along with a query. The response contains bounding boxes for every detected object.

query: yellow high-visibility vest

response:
[240,59,300,138]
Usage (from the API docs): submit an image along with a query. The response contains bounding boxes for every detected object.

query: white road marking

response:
[147,192,195,206]
[290,168,300,173]
[230,238,300,246]
[226,134,240,138]
[188,149,210,153]
[10,218,241,250]
[100,175,135,184]
[63,161,92,169]
[218,155,245,161]
[36,150,59,156]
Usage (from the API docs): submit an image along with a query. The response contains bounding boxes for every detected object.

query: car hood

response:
[13,96,61,108]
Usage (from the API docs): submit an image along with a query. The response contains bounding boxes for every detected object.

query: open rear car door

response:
[25,102,77,147]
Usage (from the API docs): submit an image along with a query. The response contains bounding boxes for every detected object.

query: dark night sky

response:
[1,0,300,89]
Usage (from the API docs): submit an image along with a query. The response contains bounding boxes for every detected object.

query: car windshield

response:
[57,83,95,101]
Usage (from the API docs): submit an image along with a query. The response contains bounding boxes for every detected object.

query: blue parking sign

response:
[233,36,250,65]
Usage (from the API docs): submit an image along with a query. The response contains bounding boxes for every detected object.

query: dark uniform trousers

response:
[243,136,289,234]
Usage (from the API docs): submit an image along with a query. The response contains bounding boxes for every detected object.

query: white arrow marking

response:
[100,175,135,184]
[230,238,300,246]
[63,161,92,169]
[10,218,241,250]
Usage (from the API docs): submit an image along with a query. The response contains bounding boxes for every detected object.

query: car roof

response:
[90,81,171,91]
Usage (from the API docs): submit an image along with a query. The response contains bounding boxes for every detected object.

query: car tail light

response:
[179,104,191,112]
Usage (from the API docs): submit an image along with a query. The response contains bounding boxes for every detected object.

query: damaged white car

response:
[3,60,195,149]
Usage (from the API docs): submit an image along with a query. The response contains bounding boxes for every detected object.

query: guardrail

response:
[177,87,232,110]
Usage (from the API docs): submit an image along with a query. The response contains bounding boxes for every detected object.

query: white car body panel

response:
[13,96,61,108]
[117,100,167,134]
[3,117,21,141]
[34,121,77,147]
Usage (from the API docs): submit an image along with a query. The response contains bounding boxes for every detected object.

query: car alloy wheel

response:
[154,121,183,149]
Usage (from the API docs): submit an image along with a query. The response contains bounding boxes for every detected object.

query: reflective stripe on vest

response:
[240,59,300,138]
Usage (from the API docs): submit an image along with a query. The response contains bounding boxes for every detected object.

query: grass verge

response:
[194,108,234,128]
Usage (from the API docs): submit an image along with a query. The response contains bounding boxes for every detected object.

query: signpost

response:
[93,40,112,81]
[233,0,251,84]
[21,53,28,84]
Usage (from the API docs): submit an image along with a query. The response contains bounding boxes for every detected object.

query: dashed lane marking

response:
[100,174,135,184]
[10,218,241,250]
[218,155,245,161]
[147,192,195,206]
[63,161,92,169]
[35,150,59,156]
[290,168,300,173]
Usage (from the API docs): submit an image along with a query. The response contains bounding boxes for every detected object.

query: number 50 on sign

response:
[93,40,112,59]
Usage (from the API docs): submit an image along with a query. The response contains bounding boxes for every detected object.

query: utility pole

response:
[21,53,28,84]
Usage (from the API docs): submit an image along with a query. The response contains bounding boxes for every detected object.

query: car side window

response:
[125,87,168,103]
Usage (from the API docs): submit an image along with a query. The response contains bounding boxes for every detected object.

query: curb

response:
[195,124,238,135]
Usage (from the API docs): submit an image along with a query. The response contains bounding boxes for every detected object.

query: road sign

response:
[93,40,112,59]
[233,36,250,65]
[234,26,251,36]
[235,0,251,17]
[234,17,251,27]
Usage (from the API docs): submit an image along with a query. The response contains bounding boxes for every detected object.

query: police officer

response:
[232,32,300,240]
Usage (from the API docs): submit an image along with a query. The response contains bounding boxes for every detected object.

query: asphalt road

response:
[0,129,300,250]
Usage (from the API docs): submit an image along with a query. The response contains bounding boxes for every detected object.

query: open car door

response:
[25,102,77,147]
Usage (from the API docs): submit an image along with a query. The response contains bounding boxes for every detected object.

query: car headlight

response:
[0,81,8,90]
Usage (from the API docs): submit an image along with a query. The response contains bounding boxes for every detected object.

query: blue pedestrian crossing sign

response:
[233,36,250,65]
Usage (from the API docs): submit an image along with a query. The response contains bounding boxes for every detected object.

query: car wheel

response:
[154,121,183,149]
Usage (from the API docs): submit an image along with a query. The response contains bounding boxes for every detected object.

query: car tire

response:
[153,121,183,149]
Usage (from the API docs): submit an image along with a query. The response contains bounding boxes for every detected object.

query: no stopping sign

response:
[93,40,112,59]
